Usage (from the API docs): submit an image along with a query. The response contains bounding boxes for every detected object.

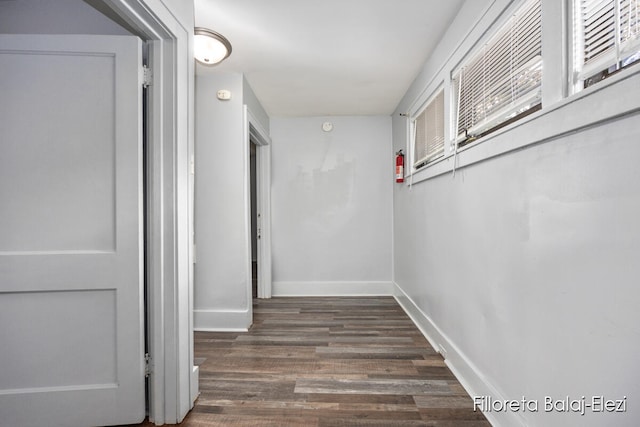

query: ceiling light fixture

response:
[194,27,232,65]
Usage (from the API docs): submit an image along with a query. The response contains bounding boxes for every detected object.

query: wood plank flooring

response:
[176,297,490,427]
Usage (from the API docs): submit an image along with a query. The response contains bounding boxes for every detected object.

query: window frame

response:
[572,0,640,90]
[410,86,445,171]
[450,0,543,148]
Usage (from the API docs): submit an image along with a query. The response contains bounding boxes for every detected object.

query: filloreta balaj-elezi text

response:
[473,395,627,416]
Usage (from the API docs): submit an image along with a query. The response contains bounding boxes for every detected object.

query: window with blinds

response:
[452,0,542,145]
[412,89,444,168]
[577,0,640,87]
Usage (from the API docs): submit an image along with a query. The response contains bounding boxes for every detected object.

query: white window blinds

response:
[413,89,444,168]
[452,0,542,142]
[578,0,640,80]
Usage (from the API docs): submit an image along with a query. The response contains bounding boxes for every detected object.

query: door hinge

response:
[144,353,152,378]
[142,65,153,88]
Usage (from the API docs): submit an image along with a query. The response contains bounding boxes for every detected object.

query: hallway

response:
[179,297,489,426]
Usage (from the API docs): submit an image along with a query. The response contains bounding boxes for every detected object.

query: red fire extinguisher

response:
[395,150,404,183]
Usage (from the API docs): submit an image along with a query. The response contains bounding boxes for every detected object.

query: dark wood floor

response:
[169,297,490,426]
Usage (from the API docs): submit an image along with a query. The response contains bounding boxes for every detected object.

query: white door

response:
[0,34,145,426]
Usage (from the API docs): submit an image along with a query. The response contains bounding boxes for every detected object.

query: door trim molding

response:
[97,0,195,424]
[244,107,273,301]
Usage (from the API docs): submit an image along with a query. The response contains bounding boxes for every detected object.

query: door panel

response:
[0,49,116,253]
[0,34,144,427]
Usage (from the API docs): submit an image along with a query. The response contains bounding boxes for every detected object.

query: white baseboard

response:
[272,281,394,297]
[393,283,526,427]
[193,308,251,332]
[190,365,199,405]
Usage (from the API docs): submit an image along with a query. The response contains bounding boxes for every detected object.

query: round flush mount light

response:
[194,27,232,65]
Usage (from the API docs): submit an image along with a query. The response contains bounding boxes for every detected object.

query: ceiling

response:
[194,0,466,117]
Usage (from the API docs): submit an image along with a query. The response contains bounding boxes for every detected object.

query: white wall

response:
[270,116,393,296]
[194,73,248,329]
[392,1,640,426]
[244,75,270,132]
[194,73,269,330]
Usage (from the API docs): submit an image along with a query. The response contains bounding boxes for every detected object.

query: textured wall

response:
[270,116,393,295]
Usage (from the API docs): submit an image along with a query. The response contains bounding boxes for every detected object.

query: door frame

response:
[244,107,272,299]
[98,1,196,424]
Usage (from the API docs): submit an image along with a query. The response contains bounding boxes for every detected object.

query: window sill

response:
[403,66,640,186]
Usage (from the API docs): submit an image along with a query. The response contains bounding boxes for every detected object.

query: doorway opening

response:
[81,0,197,423]
[250,140,259,299]
[245,107,272,302]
